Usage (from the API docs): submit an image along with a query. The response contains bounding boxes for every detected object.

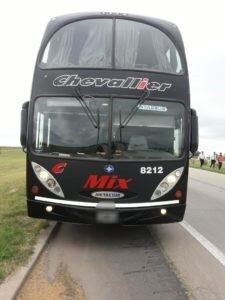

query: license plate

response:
[96,210,119,224]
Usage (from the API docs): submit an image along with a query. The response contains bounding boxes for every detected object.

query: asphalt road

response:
[186,169,225,251]
[17,168,225,300]
[151,168,225,300]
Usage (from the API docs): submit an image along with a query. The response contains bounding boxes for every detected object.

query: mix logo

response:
[83,175,132,190]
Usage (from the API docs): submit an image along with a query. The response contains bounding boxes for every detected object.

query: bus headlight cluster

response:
[151,167,184,200]
[31,162,64,198]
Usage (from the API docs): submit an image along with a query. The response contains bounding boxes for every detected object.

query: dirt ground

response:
[16,249,86,300]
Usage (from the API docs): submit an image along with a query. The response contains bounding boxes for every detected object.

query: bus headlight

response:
[47,179,56,188]
[39,171,49,181]
[31,162,64,198]
[151,167,184,200]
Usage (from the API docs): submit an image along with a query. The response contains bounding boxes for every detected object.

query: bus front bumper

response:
[27,196,186,225]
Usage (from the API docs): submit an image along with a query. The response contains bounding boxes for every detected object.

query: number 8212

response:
[140,166,163,174]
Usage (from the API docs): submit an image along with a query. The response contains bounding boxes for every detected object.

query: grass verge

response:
[189,158,225,174]
[0,147,48,284]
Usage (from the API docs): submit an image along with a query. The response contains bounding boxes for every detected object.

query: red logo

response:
[83,175,132,190]
[51,162,67,174]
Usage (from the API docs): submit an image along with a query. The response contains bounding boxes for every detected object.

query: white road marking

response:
[181,220,225,267]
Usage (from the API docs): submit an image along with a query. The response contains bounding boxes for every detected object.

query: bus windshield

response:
[40,18,183,74]
[33,97,185,160]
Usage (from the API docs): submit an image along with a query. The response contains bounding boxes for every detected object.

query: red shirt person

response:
[217,153,224,170]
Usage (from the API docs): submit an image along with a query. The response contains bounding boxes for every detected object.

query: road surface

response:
[151,168,225,300]
[17,168,225,300]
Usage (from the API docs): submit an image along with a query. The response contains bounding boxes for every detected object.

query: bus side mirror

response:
[190,108,198,155]
[20,101,29,150]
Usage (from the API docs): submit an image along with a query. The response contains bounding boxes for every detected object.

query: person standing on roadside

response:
[217,152,224,170]
[210,152,217,168]
[199,151,205,168]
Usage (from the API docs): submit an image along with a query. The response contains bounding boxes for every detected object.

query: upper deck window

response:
[115,19,182,74]
[41,19,113,68]
[40,18,183,74]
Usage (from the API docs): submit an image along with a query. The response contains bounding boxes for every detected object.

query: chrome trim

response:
[34,196,179,208]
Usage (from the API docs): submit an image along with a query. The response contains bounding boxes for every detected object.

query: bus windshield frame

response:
[31,96,187,161]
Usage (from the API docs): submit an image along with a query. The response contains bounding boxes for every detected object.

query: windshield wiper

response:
[73,87,102,151]
[73,87,99,129]
[120,89,150,128]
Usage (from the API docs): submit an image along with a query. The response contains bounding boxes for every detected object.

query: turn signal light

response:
[31,185,39,195]
[175,190,183,199]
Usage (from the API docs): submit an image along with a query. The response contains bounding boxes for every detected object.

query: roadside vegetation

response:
[189,157,225,174]
[0,147,48,284]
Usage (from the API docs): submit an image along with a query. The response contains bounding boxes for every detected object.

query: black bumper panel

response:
[27,199,186,225]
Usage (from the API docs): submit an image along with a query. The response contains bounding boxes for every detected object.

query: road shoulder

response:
[0,222,57,300]
[189,168,225,189]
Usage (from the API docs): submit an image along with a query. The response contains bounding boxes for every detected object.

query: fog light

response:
[161,208,167,215]
[46,206,53,212]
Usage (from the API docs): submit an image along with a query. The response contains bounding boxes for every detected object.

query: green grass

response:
[0,147,48,283]
[189,158,225,174]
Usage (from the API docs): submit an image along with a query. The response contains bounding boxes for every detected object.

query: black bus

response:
[20,12,198,224]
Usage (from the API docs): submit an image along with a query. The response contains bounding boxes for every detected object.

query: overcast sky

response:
[0,0,224,155]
